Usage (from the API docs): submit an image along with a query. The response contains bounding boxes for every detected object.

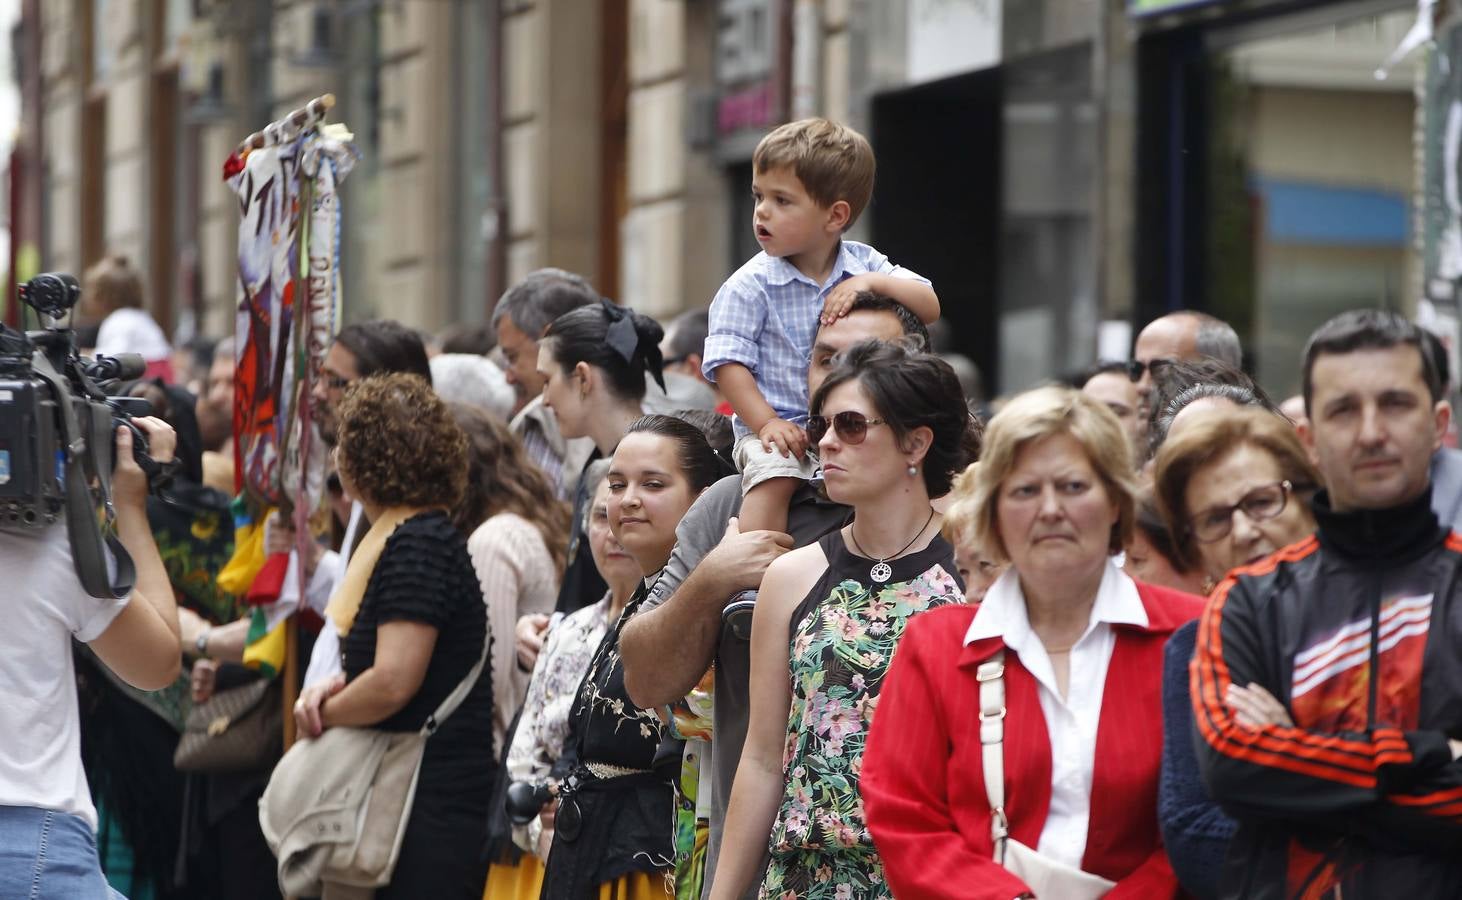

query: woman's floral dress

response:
[761,530,963,900]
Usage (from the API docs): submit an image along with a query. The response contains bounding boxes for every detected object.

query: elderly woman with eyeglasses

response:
[1151,405,1320,899]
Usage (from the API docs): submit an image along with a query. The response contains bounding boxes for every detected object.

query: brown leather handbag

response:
[173,676,283,773]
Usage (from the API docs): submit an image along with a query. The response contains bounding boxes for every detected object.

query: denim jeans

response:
[0,805,124,899]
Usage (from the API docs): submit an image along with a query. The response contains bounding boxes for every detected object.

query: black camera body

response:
[0,273,153,597]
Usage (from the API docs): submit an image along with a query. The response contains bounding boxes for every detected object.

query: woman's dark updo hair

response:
[622,414,724,493]
[542,298,665,403]
[809,339,982,497]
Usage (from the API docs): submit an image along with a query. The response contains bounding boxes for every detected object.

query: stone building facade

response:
[18,0,1432,398]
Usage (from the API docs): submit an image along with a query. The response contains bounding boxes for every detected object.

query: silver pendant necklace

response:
[848,508,936,584]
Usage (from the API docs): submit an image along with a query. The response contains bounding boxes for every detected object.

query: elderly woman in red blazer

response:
[863,386,1203,899]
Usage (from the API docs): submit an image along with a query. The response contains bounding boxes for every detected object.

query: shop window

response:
[1202,5,1417,397]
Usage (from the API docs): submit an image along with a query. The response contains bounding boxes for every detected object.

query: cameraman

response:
[0,417,180,897]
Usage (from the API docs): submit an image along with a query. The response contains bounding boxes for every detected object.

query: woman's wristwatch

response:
[194,627,211,658]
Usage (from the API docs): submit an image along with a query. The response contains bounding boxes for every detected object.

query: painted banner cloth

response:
[224,126,357,673]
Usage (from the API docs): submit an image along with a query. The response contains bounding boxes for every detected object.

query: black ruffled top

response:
[341,511,495,796]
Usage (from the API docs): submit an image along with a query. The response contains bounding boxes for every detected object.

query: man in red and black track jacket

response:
[1192,310,1462,900]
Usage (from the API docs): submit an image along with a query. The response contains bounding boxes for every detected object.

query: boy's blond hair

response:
[753,118,875,230]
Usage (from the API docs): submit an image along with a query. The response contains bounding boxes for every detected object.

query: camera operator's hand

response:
[112,417,177,510]
[90,416,183,690]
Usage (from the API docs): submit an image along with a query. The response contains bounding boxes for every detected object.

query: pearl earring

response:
[907,464,917,477]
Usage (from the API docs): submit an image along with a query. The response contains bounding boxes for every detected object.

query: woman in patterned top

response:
[709,340,980,900]
[539,415,726,900]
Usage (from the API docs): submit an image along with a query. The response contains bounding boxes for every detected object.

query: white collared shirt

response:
[964,559,1149,868]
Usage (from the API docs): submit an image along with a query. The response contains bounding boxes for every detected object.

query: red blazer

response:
[862,581,1204,899]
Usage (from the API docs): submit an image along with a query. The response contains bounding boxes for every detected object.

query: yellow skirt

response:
[483,855,543,899]
[482,857,670,899]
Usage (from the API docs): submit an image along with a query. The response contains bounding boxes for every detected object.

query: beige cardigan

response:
[465,512,560,756]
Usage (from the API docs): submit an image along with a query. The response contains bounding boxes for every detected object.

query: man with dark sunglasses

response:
[619,291,930,899]
[1190,310,1462,899]
[1132,312,1242,437]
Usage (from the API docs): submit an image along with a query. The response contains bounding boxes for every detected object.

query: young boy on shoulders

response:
[703,117,939,535]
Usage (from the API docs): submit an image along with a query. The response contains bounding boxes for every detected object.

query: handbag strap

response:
[977,649,1009,862]
[419,626,490,738]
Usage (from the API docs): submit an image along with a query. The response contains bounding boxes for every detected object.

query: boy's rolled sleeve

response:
[702,278,766,381]
[861,244,931,286]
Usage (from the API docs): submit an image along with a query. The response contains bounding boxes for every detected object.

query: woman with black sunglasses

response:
[708,340,979,900]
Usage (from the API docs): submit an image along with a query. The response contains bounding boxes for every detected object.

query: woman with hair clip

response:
[539,414,725,900]
[709,341,978,900]
[534,299,668,620]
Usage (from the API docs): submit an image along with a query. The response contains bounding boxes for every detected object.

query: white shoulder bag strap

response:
[977,648,1009,862]
[420,629,490,738]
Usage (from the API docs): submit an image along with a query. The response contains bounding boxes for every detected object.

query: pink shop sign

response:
[718,82,775,135]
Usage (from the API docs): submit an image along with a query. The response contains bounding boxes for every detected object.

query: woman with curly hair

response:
[292,373,494,899]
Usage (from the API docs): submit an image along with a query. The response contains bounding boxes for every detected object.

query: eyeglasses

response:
[1188,480,1294,543]
[1127,357,1175,383]
[321,372,353,391]
[805,411,888,445]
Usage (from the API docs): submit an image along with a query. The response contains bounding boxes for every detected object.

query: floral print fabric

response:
[761,538,961,900]
[666,667,714,899]
[505,594,612,854]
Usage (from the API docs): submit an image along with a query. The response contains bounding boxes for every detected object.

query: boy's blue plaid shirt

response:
[702,240,931,439]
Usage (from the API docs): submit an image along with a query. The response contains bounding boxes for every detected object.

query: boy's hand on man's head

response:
[759,417,808,459]
[821,273,882,325]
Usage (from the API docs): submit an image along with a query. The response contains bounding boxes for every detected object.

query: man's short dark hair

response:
[437,321,496,356]
[1420,326,1453,393]
[335,320,433,385]
[664,309,710,363]
[845,291,930,351]
[489,268,598,338]
[1302,310,1443,411]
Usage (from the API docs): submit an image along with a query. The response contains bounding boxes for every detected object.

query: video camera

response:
[0,273,166,598]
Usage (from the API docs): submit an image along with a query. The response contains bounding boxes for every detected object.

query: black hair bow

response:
[600,298,666,392]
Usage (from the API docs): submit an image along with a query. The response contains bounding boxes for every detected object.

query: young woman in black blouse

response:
[539,415,726,900]
[292,373,495,899]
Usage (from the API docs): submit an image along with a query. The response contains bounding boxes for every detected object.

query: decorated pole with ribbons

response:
[219,93,358,749]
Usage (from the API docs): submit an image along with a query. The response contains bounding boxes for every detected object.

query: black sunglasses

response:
[1127,357,1176,382]
[806,411,888,445]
